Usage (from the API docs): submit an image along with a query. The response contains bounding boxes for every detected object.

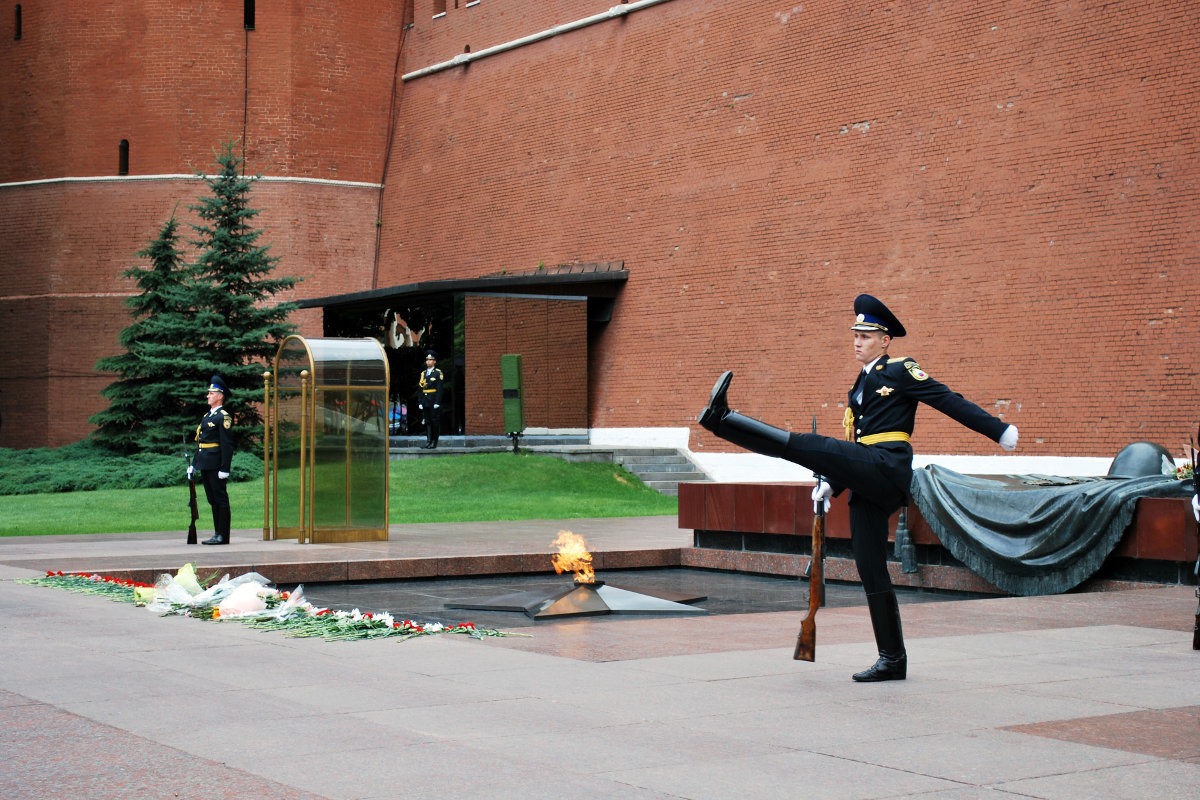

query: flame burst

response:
[550,530,594,584]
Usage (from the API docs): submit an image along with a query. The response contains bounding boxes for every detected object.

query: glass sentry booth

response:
[264,336,390,543]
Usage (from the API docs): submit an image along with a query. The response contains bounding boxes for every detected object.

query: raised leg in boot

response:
[697,372,903,498]
[697,371,789,458]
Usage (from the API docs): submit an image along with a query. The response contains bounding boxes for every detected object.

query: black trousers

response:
[782,433,908,595]
[200,469,230,534]
[423,405,440,444]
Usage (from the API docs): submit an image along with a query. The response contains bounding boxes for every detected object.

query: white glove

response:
[811,480,832,514]
[1193,494,1199,523]
[186,466,194,480]
[999,425,1019,451]
[218,471,230,480]
[434,404,440,409]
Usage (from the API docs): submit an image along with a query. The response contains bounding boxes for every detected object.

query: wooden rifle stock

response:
[187,477,199,545]
[795,416,826,662]
[794,497,825,661]
[795,416,825,661]
[184,432,198,545]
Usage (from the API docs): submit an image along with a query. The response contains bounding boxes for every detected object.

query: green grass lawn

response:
[0,452,678,536]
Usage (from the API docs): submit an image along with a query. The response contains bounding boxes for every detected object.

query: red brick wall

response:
[404,0,618,66]
[0,1,400,447]
[381,0,1200,458]
[3,0,1199,461]
[0,296,50,446]
[0,0,401,182]
[0,290,124,448]
[463,295,588,433]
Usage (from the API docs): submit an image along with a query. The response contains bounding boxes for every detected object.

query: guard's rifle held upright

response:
[1191,429,1198,650]
[794,416,825,661]
[184,433,198,545]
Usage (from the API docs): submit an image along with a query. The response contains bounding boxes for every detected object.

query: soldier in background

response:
[699,294,1018,682]
[418,349,444,449]
[188,375,234,545]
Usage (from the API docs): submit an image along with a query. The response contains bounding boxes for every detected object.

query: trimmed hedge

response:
[0,441,260,496]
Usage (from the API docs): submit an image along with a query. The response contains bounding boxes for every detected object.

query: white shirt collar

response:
[863,355,885,373]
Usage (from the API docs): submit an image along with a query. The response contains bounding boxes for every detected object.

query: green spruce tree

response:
[188,141,301,445]
[91,143,301,455]
[90,214,211,454]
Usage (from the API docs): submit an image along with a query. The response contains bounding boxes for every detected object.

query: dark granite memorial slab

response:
[445,579,707,619]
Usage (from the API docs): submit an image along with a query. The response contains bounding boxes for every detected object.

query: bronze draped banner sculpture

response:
[910,465,1191,597]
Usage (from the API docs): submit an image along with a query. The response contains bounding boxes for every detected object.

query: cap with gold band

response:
[850,294,906,338]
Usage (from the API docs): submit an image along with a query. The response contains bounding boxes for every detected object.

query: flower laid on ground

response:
[20,565,524,642]
[28,570,155,600]
[242,608,493,641]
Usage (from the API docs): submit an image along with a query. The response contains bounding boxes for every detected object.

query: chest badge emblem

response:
[876,386,894,396]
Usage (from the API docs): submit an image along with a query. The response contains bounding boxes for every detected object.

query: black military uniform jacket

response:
[194,406,234,472]
[838,354,1008,500]
[418,367,444,409]
[849,355,1008,444]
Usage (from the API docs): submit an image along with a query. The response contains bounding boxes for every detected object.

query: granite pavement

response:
[1,518,1197,799]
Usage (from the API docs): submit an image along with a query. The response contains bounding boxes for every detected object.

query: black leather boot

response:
[853,590,907,681]
[697,371,789,458]
[202,508,230,545]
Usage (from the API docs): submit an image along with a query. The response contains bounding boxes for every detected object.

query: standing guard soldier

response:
[418,349,444,449]
[188,375,234,545]
[699,294,1018,681]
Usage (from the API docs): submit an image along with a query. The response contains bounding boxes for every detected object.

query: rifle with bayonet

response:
[184,433,198,545]
[794,416,825,661]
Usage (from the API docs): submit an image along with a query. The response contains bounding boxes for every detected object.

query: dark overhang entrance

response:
[296,263,627,438]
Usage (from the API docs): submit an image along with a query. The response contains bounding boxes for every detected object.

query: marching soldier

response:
[699,294,1018,681]
[188,375,234,545]
[418,349,444,449]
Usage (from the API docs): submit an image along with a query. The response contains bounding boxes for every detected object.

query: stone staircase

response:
[613,448,711,496]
